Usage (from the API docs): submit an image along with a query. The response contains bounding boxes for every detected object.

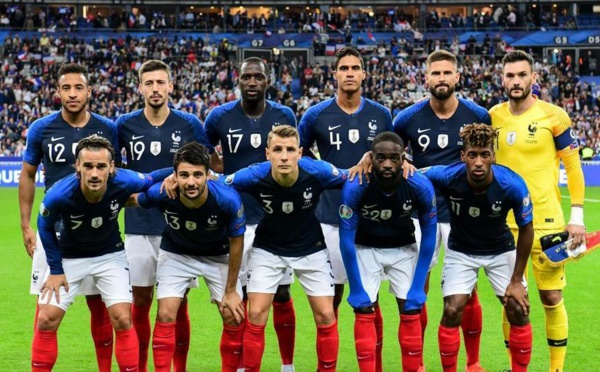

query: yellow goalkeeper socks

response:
[543,299,568,372]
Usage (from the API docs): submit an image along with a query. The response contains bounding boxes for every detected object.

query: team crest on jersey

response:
[349,129,360,144]
[302,187,313,209]
[367,120,378,140]
[171,131,182,153]
[437,134,448,149]
[330,164,340,176]
[490,201,502,217]
[110,200,120,220]
[468,207,480,218]
[225,174,235,184]
[150,141,162,156]
[237,206,244,218]
[251,134,262,148]
[91,217,103,228]
[523,194,531,207]
[282,202,294,214]
[72,142,79,155]
[339,204,353,219]
[381,209,392,220]
[506,132,516,146]
[184,221,195,231]
[207,215,218,230]
[39,203,50,217]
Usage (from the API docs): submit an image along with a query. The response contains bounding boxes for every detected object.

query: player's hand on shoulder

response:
[349,151,373,185]
[160,174,178,199]
[41,274,69,304]
[21,226,36,258]
[402,159,416,179]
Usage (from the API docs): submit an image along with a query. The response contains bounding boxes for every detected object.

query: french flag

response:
[311,21,323,31]
[17,51,27,60]
[367,31,376,43]
[325,45,336,56]
[128,14,136,28]
[28,77,43,86]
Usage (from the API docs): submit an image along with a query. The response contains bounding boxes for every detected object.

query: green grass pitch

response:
[1,187,599,371]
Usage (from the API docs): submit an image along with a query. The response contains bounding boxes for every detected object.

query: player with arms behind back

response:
[490,50,586,372]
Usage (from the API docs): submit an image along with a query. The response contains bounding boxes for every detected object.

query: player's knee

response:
[247,305,269,325]
[273,284,291,303]
[156,307,177,324]
[36,310,61,331]
[442,303,464,327]
[132,286,154,306]
[538,289,562,306]
[504,298,530,326]
[314,308,336,326]
[109,310,132,330]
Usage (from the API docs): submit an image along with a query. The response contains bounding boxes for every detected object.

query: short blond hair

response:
[267,125,299,148]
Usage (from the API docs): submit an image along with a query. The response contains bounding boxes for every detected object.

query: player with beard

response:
[129,143,246,372]
[490,50,586,372]
[204,57,298,372]
[387,50,491,372]
[20,63,119,372]
[116,60,213,372]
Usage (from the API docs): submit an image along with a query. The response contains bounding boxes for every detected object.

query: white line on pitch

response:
[561,195,600,203]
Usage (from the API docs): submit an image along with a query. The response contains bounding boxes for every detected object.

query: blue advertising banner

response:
[0,160,44,187]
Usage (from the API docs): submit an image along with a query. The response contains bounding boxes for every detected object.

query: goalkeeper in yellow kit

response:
[490,50,586,372]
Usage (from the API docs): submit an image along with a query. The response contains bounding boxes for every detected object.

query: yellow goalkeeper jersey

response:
[490,99,576,230]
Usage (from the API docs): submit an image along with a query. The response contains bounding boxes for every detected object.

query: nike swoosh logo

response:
[260,194,273,198]
[520,349,531,353]
[51,136,65,141]
[408,351,421,355]
[449,196,463,201]
[152,345,166,349]
[417,128,431,133]
[440,352,453,356]
[363,204,377,209]
[323,364,335,369]
[233,350,241,354]
[164,210,178,215]
[70,214,84,219]
[554,340,567,346]
[104,341,113,346]
[229,128,243,133]
[33,363,48,367]
[125,368,137,371]
[357,355,371,360]
[328,125,341,130]
[132,135,144,140]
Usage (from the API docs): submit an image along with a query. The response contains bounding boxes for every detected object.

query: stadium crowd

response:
[1,31,599,158]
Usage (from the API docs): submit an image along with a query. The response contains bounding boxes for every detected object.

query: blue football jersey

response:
[421,163,533,255]
[298,97,393,224]
[24,111,120,190]
[222,157,347,257]
[339,172,437,248]
[116,108,212,235]
[137,181,246,256]
[204,99,297,224]
[38,168,168,275]
[393,98,491,223]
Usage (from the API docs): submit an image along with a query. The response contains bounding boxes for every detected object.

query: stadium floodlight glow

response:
[553,48,559,54]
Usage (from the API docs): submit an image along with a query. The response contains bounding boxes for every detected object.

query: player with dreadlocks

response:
[420,123,534,372]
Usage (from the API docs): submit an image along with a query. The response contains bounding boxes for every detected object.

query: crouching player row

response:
[340,125,534,372]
